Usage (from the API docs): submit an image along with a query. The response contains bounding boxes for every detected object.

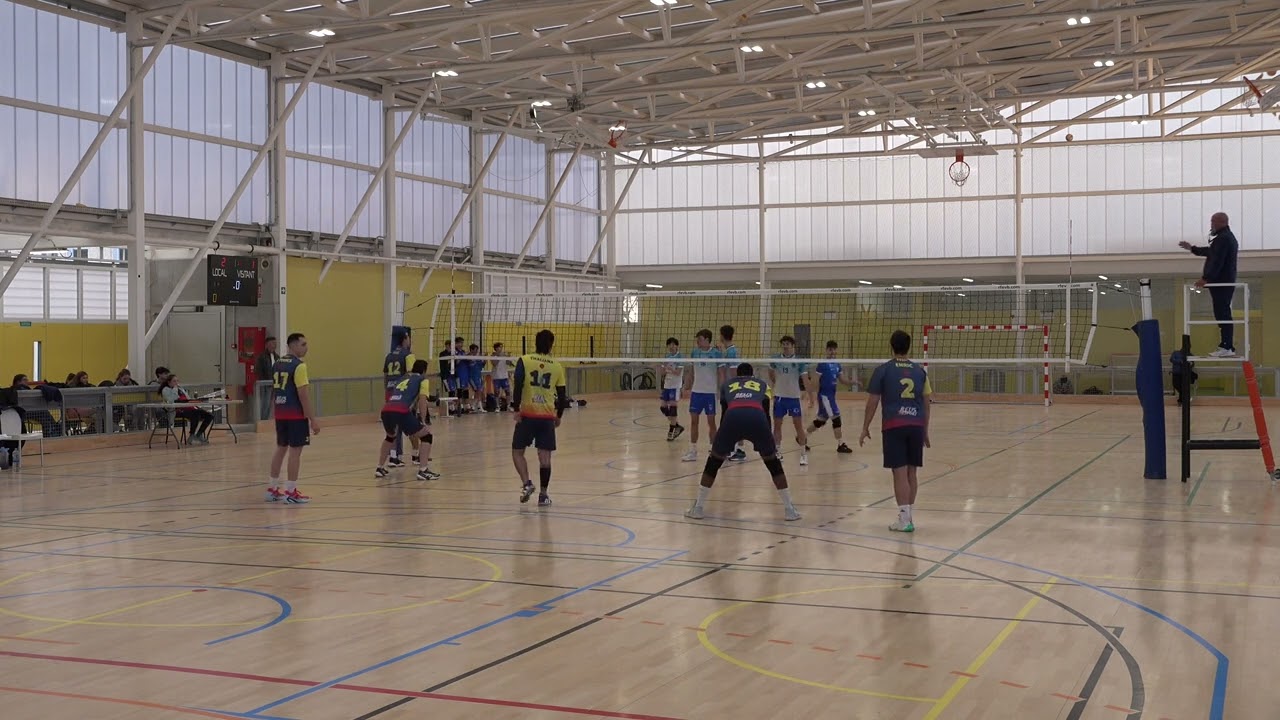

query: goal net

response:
[429,283,1096,392]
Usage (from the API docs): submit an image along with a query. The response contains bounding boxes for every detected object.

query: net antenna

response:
[948,149,971,187]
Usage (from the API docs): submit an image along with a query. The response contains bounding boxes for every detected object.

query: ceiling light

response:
[650,0,677,5]
[962,277,974,282]
[858,110,868,117]
[866,109,875,115]
[1113,94,1123,100]
[530,100,552,107]
[1124,93,1133,99]
[1114,283,1122,288]
[741,45,763,53]
[1079,15,1091,24]
[1098,274,1108,280]
[1093,60,1104,68]
[858,280,872,285]
[645,283,663,288]
[287,4,323,11]
[893,284,904,289]
[1067,17,1077,25]
[1132,119,1146,125]
[957,293,966,297]
[1105,60,1115,67]
[806,80,828,89]
[434,69,458,77]
[1100,291,1107,295]
[609,122,627,132]
[308,28,335,37]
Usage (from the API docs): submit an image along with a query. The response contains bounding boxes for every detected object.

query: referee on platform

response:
[1179,212,1239,357]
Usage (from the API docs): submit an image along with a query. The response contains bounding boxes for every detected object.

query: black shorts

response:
[381,410,425,437]
[275,419,310,448]
[882,426,925,469]
[512,417,557,451]
[711,409,777,458]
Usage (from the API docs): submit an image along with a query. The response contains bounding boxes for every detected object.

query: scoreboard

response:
[207,254,259,307]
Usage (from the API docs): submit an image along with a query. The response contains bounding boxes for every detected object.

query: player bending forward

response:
[682,329,721,462]
[808,340,856,454]
[660,337,685,441]
[685,363,801,521]
[267,333,319,504]
[860,330,932,533]
[769,335,811,466]
[376,360,439,481]
[513,329,569,507]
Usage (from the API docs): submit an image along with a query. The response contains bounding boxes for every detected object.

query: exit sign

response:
[18,321,32,327]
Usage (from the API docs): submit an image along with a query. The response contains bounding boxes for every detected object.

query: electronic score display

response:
[207,254,260,307]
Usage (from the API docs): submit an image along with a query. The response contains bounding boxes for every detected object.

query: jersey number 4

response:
[273,372,291,390]
[529,370,554,389]
[899,378,916,399]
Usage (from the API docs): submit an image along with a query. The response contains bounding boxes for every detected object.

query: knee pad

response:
[423,432,433,446]
[384,435,396,444]
[831,416,842,429]
[812,418,827,429]
[661,405,675,417]
[703,454,726,477]
[764,456,785,480]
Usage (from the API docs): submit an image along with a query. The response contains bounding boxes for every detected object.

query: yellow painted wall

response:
[285,258,386,378]
[0,322,128,384]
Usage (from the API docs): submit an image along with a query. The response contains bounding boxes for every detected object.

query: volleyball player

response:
[467,343,485,412]
[267,333,319,504]
[718,325,746,460]
[376,360,438,481]
[859,330,932,532]
[809,340,855,454]
[512,329,568,506]
[491,342,512,411]
[437,338,457,416]
[660,337,685,441]
[769,335,811,466]
[455,337,473,413]
[382,330,416,467]
[685,363,801,521]
[682,329,721,462]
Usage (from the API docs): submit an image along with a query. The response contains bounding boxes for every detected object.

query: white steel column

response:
[584,150,645,276]
[145,50,329,347]
[469,124,485,269]
[545,141,557,273]
[382,87,399,336]
[126,14,149,375]
[757,146,769,355]
[270,56,288,337]
[0,7,186,297]
[1014,142,1025,285]
[514,142,582,270]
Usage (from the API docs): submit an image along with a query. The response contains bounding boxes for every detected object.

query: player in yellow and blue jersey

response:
[267,333,319,504]
[376,360,439,482]
[382,330,416,467]
[512,329,569,506]
[860,330,933,533]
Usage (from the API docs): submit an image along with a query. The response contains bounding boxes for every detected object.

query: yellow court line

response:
[11,591,196,640]
[921,580,1057,720]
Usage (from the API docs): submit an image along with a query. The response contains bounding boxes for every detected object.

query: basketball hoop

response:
[948,150,971,187]
[1244,76,1262,111]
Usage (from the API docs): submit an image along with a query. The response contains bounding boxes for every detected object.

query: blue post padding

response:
[1133,319,1167,479]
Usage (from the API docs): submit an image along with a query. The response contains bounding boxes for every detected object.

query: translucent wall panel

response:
[82,269,112,320]
[286,158,382,236]
[616,210,759,265]
[114,269,128,319]
[144,44,266,144]
[286,83,380,166]
[398,117,469,185]
[625,163,758,210]
[554,208,598,263]
[0,1,123,113]
[555,153,601,210]
[484,196,543,256]
[47,267,77,319]
[0,265,44,319]
[767,152,1012,205]
[0,107,125,208]
[482,134,544,198]
[396,178,468,246]
[147,132,267,223]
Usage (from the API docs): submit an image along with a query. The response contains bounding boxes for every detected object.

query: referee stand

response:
[1178,282,1278,482]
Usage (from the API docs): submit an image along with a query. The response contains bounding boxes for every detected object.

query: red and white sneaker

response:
[265,487,284,502]
[284,489,311,504]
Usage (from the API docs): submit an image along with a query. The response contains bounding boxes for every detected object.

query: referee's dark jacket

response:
[1190,227,1238,284]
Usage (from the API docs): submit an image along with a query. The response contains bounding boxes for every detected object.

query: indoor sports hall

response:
[2,1,1280,719]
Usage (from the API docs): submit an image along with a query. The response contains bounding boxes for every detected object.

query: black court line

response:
[349,564,730,720]
[1066,626,1125,720]
[0,482,262,524]
[0,531,107,553]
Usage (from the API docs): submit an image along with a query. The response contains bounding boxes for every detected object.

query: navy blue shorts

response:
[513,417,557,452]
[689,391,717,415]
[661,388,678,403]
[275,419,310,448]
[494,379,510,392]
[381,410,425,437]
[712,409,777,458]
[882,426,925,469]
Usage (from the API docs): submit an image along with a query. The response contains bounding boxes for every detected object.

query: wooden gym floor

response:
[0,397,1275,720]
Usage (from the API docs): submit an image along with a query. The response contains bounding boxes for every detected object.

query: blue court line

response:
[256,510,640,548]
[0,585,290,646]
[193,709,296,720]
[241,549,687,717]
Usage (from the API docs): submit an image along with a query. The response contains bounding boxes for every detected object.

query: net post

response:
[449,292,457,375]
[1063,284,1072,373]
[1042,324,1050,407]
[922,325,931,371]
[1242,360,1278,478]
[1244,283,1251,360]
[1181,333,1192,482]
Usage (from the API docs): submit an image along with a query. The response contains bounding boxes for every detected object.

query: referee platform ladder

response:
[1179,282,1279,482]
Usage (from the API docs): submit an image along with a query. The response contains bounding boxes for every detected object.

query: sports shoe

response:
[520,483,536,503]
[411,455,420,464]
[681,448,698,462]
[836,443,853,454]
[284,489,311,504]
[889,519,914,533]
[799,452,809,466]
[416,468,438,481]
[1209,347,1238,358]
[265,487,284,502]
[784,505,802,521]
[684,504,705,520]
[538,494,553,507]
[374,467,389,478]
[729,448,747,461]
[387,456,405,468]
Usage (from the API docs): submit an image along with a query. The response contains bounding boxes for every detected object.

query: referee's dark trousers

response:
[1209,285,1234,351]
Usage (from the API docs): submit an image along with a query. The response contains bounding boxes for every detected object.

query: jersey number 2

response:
[530,370,553,389]
[899,378,916,399]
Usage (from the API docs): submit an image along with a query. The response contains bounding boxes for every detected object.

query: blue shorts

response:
[816,392,839,419]
[494,379,510,392]
[381,410,425,437]
[883,426,925,468]
[689,391,717,415]
[469,377,483,390]
[772,397,803,419]
[661,388,679,403]
[443,377,458,392]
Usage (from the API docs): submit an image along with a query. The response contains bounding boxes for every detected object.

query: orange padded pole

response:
[1242,361,1276,475]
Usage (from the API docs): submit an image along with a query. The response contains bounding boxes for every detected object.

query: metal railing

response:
[8,383,238,438]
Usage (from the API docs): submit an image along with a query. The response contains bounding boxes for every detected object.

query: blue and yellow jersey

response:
[383,348,415,389]
[868,359,932,429]
[383,374,425,413]
[514,353,567,419]
[272,355,309,420]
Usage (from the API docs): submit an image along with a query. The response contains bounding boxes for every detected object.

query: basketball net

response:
[1244,76,1262,110]
[948,150,971,187]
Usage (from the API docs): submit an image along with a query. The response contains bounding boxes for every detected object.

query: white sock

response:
[898,504,910,524]
[778,487,794,507]
[286,480,297,493]
[695,485,711,507]
[268,477,279,489]
[688,443,696,452]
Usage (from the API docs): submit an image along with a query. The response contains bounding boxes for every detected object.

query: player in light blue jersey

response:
[681,329,722,462]
[659,337,685,441]
[808,340,857,454]
[718,324,746,461]
[768,335,813,466]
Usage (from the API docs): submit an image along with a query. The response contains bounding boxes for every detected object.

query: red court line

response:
[903,662,930,669]
[949,671,979,678]
[1000,681,1030,689]
[0,686,242,719]
[0,650,685,720]
[1052,693,1084,702]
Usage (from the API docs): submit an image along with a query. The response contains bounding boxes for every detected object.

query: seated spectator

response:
[151,367,171,386]
[1,375,31,465]
[160,375,213,444]
[115,369,139,386]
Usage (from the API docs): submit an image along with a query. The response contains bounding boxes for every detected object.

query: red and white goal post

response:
[922,324,1052,407]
